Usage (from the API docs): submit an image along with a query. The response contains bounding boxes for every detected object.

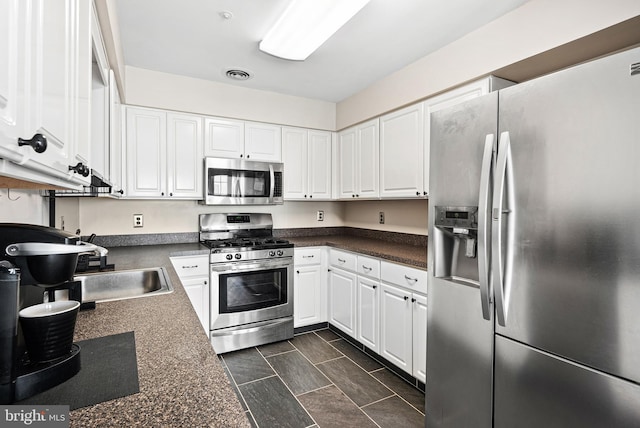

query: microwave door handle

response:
[269,164,275,198]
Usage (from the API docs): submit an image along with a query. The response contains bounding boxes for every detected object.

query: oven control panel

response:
[211,247,294,264]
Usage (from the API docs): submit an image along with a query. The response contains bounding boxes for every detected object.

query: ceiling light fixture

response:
[259,0,371,61]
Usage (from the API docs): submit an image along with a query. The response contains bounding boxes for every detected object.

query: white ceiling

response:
[115,0,530,103]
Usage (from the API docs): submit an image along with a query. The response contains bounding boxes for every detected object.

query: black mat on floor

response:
[18,331,140,410]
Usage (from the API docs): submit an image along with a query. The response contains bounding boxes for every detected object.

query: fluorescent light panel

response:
[260,0,371,61]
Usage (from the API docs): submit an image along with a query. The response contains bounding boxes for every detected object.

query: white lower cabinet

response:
[412,293,427,383]
[328,267,357,337]
[326,247,427,382]
[380,282,414,374]
[170,255,209,337]
[357,276,379,353]
[294,248,327,328]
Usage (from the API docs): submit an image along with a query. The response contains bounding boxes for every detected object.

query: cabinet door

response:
[294,265,324,327]
[0,0,26,162]
[282,127,307,199]
[244,122,281,161]
[380,103,424,198]
[125,107,166,197]
[108,70,123,195]
[412,293,427,383]
[357,276,379,353]
[182,277,210,337]
[328,268,357,337]
[357,119,379,198]
[167,112,203,198]
[380,282,413,374]
[25,0,77,178]
[203,117,244,158]
[337,127,357,199]
[307,130,332,200]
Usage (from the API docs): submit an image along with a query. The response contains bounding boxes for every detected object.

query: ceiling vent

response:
[224,68,253,81]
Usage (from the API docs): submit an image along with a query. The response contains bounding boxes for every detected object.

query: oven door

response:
[210,257,293,330]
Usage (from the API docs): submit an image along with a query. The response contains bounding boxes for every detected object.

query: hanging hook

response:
[7,188,20,201]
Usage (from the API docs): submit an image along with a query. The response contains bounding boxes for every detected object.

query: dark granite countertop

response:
[70,243,249,428]
[287,234,427,270]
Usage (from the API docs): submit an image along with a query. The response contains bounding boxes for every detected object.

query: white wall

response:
[124,66,336,131]
[336,0,640,129]
[0,190,49,225]
[72,198,344,235]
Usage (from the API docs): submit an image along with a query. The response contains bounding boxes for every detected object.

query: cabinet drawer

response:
[357,255,380,279]
[295,248,322,266]
[381,261,427,295]
[329,249,357,271]
[171,255,209,278]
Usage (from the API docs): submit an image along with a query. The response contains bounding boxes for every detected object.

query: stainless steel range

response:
[199,213,293,353]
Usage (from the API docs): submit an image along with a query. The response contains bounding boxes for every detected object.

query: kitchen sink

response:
[74,267,174,303]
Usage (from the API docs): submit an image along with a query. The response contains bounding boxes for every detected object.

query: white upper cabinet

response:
[125,107,203,199]
[204,118,281,161]
[337,118,379,199]
[166,112,203,198]
[0,0,92,187]
[282,126,332,200]
[125,107,166,197]
[244,122,282,161]
[380,103,424,198]
[108,71,124,196]
[0,0,27,163]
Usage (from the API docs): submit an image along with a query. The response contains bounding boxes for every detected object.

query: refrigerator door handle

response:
[478,134,494,321]
[492,131,512,326]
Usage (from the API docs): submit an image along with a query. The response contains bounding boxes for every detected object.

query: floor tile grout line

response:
[219,354,254,423]
[288,334,383,428]
[322,338,427,417]
[260,346,320,428]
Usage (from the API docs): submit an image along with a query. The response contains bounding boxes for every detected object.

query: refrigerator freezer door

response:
[427,93,498,428]
[494,335,640,428]
[495,47,640,383]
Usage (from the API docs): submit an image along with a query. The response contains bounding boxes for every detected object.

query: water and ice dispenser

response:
[433,206,480,284]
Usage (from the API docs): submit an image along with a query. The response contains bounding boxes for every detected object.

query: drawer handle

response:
[182,265,199,269]
[338,258,346,263]
[362,265,372,272]
[405,275,418,284]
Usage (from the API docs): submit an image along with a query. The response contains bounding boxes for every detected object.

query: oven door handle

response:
[210,257,292,273]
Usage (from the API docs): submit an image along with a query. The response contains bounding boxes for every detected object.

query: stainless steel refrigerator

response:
[426,46,640,427]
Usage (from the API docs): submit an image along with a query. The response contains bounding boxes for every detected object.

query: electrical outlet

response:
[379,211,385,224]
[133,214,144,228]
[317,210,324,221]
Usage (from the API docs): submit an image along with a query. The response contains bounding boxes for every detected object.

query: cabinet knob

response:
[170,192,173,197]
[117,189,124,195]
[246,154,250,158]
[68,162,90,177]
[296,270,300,274]
[416,191,420,196]
[18,133,47,153]
[356,194,360,197]
[423,191,428,196]
[161,192,165,196]
[204,281,207,285]
[404,296,409,301]
[309,195,312,199]
[304,195,307,198]
[373,285,377,289]
[411,298,416,303]
[352,194,356,198]
[240,154,243,158]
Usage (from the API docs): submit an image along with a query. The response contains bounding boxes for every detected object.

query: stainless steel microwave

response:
[203,157,284,205]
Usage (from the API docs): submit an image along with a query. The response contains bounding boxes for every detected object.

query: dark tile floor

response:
[219,328,425,428]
